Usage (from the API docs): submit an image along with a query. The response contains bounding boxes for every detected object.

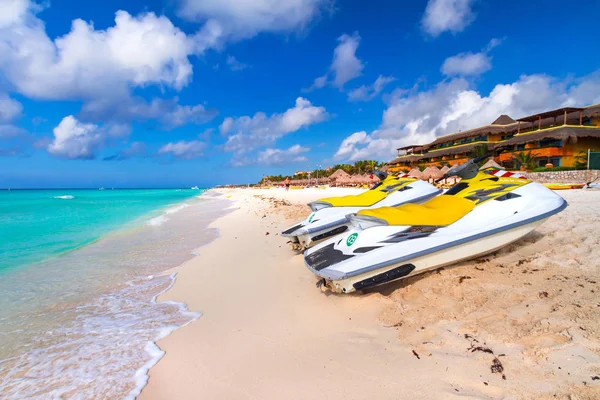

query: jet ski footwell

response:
[306,217,549,293]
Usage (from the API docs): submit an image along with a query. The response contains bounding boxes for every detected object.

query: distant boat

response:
[190,186,199,190]
[99,187,105,191]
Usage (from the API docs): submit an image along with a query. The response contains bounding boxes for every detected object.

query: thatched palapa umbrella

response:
[422,166,443,181]
[329,169,352,186]
[408,168,423,179]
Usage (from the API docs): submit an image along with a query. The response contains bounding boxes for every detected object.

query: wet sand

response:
[141,187,600,399]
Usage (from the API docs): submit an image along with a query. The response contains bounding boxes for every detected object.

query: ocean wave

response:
[53,195,74,200]
[146,203,190,226]
[165,203,190,214]
[146,215,169,226]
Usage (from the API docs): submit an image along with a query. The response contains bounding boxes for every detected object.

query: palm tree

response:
[469,144,490,167]
[353,160,367,174]
[512,151,539,171]
[365,160,378,172]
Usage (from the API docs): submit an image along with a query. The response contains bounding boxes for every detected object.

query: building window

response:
[515,144,526,150]
[539,139,562,148]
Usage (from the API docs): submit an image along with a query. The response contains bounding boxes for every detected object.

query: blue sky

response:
[0,0,599,188]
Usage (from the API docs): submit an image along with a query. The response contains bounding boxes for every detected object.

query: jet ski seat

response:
[318,190,387,207]
[357,195,474,226]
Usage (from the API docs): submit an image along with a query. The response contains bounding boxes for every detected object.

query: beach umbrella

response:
[440,165,450,174]
[408,168,423,179]
[422,166,443,180]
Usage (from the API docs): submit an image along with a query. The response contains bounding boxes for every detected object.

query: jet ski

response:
[281,171,441,250]
[304,156,567,293]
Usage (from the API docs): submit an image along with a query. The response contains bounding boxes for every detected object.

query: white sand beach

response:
[140,187,600,400]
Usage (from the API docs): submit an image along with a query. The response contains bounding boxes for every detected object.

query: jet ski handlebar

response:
[435,152,493,183]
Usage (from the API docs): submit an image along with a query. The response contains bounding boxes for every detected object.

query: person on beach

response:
[284,177,290,191]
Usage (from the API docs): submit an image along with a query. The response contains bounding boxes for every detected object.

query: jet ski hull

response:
[309,217,547,293]
[305,182,567,293]
[282,181,440,250]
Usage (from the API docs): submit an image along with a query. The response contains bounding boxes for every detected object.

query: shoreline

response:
[0,190,232,399]
[142,187,600,399]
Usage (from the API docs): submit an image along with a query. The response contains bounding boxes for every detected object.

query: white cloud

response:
[158,140,206,159]
[176,0,332,41]
[347,75,396,102]
[47,116,102,159]
[422,0,475,37]
[226,55,250,71]
[257,144,310,165]
[0,93,23,123]
[330,32,363,88]
[47,115,131,159]
[220,97,328,153]
[0,4,197,102]
[308,32,364,90]
[441,52,491,76]
[334,70,600,161]
[441,38,502,77]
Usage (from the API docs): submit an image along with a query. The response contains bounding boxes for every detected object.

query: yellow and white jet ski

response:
[304,157,567,293]
[281,171,440,250]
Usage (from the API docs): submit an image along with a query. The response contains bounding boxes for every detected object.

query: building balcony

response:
[498,146,572,162]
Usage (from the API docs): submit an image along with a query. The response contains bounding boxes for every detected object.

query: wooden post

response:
[517,121,521,134]
[563,110,567,125]
[538,115,541,130]
[580,111,583,125]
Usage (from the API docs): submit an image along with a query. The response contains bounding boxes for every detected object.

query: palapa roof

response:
[440,165,450,174]
[492,115,516,125]
[422,166,444,180]
[408,168,423,178]
[388,154,425,164]
[328,169,352,181]
[423,142,495,157]
[498,126,600,147]
[517,107,584,123]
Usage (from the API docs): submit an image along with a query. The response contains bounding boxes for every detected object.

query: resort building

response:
[387,103,600,173]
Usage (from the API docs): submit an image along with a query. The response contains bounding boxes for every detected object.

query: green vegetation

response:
[512,151,539,171]
[574,150,588,169]
[469,143,490,167]
[258,160,384,184]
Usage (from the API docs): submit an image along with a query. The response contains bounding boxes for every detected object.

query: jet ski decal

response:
[380,226,438,244]
[381,182,413,193]
[463,184,523,204]
[305,243,354,271]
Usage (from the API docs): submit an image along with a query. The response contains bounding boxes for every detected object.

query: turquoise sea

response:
[0,189,202,273]
[0,188,232,399]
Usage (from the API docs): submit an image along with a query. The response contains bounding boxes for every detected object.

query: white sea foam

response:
[165,203,190,214]
[53,195,74,199]
[146,215,169,226]
[146,203,190,226]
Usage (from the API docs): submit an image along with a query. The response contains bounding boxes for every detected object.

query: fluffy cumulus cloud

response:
[47,116,131,159]
[158,140,206,159]
[334,71,600,161]
[220,97,328,153]
[308,32,364,90]
[347,75,396,102]
[257,144,310,165]
[0,2,197,101]
[441,38,502,77]
[421,0,476,37]
[441,52,491,76]
[176,0,332,42]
